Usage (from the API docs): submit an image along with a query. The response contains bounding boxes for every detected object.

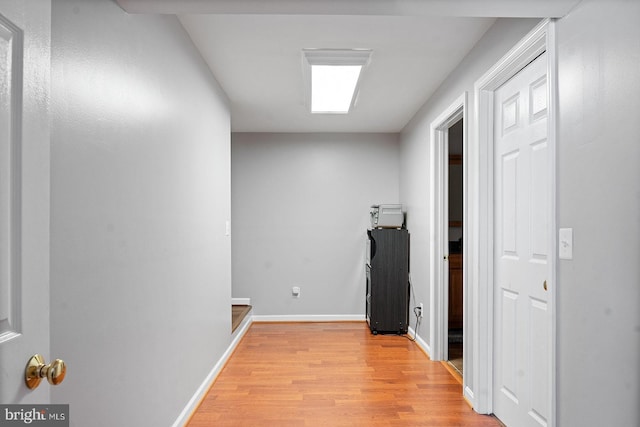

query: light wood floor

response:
[448,342,463,375]
[231,305,252,332]
[187,322,502,426]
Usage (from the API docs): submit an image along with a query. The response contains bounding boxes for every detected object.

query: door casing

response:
[429,93,466,358]
[469,19,557,424]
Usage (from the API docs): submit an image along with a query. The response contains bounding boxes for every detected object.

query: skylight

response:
[303,49,372,114]
[311,65,362,113]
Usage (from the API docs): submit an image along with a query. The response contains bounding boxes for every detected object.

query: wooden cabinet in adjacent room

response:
[448,253,463,329]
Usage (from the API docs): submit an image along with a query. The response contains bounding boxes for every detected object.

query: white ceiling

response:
[116,0,581,133]
[178,14,496,132]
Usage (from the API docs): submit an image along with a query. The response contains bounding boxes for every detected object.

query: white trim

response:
[464,386,475,404]
[470,19,556,424]
[408,326,431,358]
[252,314,366,323]
[547,20,559,427]
[231,297,251,306]
[171,316,253,427]
[428,93,467,363]
[0,14,23,345]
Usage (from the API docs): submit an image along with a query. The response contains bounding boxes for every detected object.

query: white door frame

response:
[470,19,557,423]
[429,92,466,363]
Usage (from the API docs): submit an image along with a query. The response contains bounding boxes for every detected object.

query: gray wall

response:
[556,0,640,425]
[399,18,540,395]
[232,133,399,316]
[401,1,640,424]
[50,1,232,426]
[44,0,640,425]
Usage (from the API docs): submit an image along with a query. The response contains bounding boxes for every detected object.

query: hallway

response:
[187,322,502,426]
[2,1,638,426]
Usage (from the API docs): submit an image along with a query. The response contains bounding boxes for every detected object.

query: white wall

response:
[556,1,640,425]
[232,133,399,317]
[50,1,232,426]
[399,18,540,394]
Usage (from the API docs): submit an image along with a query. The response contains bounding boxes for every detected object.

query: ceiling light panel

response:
[311,65,362,113]
[303,49,372,114]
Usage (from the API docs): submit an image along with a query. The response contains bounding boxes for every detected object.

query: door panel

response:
[499,289,519,402]
[530,139,549,260]
[500,150,519,256]
[493,52,550,427]
[0,11,20,343]
[0,0,51,404]
[530,297,549,422]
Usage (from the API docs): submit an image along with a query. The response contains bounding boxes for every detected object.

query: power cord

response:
[403,273,422,342]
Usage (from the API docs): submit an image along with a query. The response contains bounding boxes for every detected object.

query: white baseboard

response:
[464,386,476,409]
[408,326,431,358]
[171,315,253,427]
[252,314,366,322]
[231,297,251,306]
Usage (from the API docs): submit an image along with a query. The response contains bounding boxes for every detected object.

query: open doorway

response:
[428,92,465,377]
[447,119,463,377]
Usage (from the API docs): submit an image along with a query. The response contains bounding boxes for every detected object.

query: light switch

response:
[559,228,573,260]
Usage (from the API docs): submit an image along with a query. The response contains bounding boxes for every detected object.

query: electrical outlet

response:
[418,303,424,318]
[292,286,300,297]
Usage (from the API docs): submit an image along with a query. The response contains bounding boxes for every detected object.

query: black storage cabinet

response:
[366,228,409,334]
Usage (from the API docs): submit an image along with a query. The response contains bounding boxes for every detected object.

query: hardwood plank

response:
[231,305,252,332]
[187,322,502,426]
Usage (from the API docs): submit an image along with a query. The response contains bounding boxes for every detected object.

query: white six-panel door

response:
[0,0,51,403]
[493,52,551,427]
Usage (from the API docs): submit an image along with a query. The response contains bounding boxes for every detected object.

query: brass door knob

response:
[25,354,67,390]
